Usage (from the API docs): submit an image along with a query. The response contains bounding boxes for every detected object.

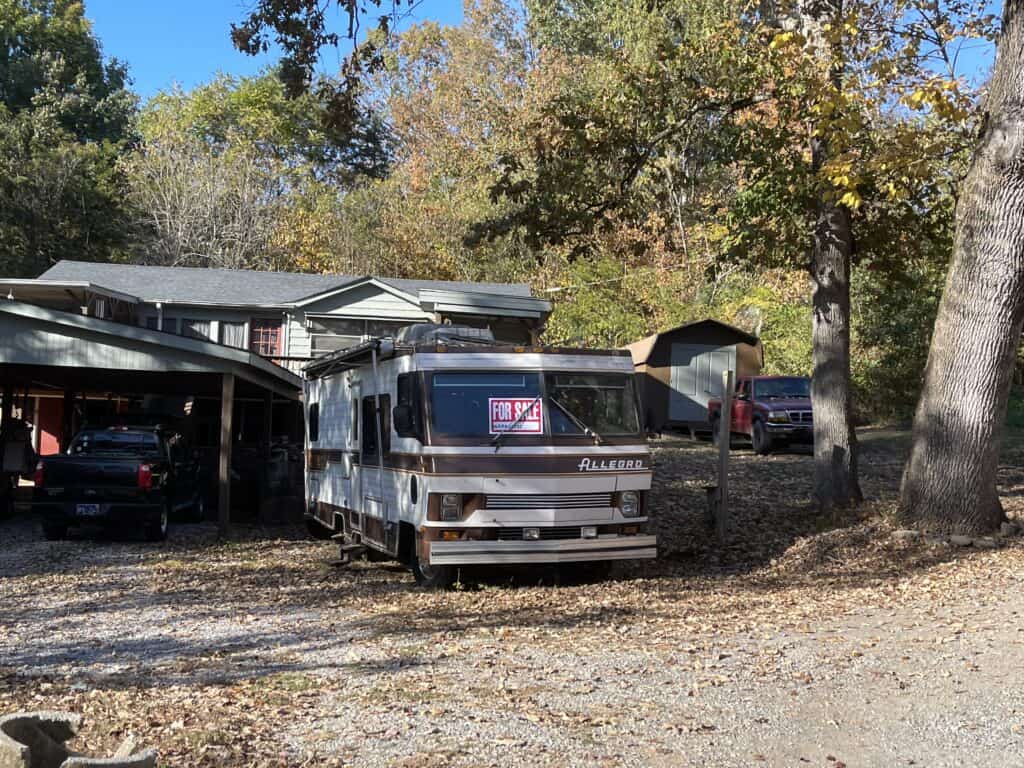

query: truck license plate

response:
[76,503,100,517]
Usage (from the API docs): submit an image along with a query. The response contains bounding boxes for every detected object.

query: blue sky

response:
[85,0,465,100]
[86,1,996,101]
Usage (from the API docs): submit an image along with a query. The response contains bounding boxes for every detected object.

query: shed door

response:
[669,344,736,423]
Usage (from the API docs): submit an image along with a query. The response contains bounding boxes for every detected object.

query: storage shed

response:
[625,320,764,433]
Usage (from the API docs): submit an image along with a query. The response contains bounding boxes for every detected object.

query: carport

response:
[0,300,303,534]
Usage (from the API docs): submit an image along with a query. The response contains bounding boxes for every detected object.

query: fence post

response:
[716,369,734,541]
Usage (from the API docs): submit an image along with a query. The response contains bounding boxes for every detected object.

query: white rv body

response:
[303,333,656,580]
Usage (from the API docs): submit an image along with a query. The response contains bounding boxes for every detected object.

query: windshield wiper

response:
[490,394,543,453]
[549,396,604,445]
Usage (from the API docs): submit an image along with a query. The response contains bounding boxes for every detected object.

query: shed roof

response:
[625,319,760,365]
[39,261,534,308]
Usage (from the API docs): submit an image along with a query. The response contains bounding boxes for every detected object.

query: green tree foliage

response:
[123,71,388,272]
[0,0,136,277]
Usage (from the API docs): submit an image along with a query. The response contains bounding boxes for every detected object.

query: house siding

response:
[301,283,434,321]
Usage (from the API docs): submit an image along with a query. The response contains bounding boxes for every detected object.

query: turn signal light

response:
[441,530,461,541]
[137,463,153,490]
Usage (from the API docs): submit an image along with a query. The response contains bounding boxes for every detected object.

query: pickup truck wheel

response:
[42,522,67,541]
[751,421,773,455]
[189,495,206,523]
[145,504,169,542]
[412,533,454,588]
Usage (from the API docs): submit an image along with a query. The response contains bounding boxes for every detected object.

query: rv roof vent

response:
[396,323,495,345]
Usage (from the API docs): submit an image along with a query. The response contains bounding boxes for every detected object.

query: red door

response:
[732,379,754,435]
[36,398,64,456]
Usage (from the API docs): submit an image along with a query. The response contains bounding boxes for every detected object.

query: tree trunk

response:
[899,0,1024,535]
[810,187,863,509]
[801,0,863,510]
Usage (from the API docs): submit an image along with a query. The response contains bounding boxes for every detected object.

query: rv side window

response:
[308,402,319,442]
[361,395,391,456]
[395,373,423,439]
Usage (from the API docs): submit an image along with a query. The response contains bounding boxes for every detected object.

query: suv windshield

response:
[755,377,811,399]
[429,371,640,438]
[70,431,161,455]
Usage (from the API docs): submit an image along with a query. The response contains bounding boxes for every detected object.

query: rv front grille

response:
[787,410,813,425]
[496,526,583,541]
[484,493,613,511]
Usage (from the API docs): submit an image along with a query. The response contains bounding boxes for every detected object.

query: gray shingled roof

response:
[39,261,534,306]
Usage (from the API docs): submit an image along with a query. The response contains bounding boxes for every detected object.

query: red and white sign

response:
[489,398,543,435]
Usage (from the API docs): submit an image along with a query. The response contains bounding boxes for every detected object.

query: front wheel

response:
[145,504,169,542]
[412,533,454,588]
[751,421,773,455]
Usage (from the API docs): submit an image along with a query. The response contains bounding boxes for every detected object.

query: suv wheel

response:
[752,420,773,455]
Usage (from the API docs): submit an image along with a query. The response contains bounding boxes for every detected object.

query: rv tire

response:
[306,517,334,540]
[412,534,454,588]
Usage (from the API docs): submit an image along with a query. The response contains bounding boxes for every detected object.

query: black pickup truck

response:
[32,427,203,541]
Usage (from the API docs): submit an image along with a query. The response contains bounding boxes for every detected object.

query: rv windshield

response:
[546,373,640,436]
[429,371,640,439]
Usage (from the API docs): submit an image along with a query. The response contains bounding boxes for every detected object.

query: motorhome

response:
[303,324,657,586]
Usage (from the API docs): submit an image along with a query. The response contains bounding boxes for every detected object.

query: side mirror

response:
[393,404,418,438]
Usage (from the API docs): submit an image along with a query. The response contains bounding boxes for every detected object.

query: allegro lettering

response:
[577,457,647,472]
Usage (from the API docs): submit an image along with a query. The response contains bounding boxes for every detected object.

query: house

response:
[625,319,763,433]
[0,261,550,523]
[5,261,551,374]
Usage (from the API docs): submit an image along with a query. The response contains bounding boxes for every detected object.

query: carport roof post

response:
[0,300,301,399]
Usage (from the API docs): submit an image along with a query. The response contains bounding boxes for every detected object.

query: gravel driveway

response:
[2,434,1023,767]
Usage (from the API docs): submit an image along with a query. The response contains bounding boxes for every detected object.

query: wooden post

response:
[61,391,75,452]
[716,369,734,541]
[218,373,235,539]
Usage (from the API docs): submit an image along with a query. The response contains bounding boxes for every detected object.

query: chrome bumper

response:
[428,535,658,566]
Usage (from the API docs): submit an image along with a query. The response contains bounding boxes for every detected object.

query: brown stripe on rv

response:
[308,449,650,474]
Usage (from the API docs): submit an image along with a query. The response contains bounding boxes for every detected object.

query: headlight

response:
[767,410,790,424]
[620,491,640,518]
[441,493,462,521]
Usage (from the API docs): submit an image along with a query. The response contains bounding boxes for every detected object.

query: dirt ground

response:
[1,430,1023,767]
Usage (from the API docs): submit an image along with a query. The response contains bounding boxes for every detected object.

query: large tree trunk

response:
[801,0,863,510]
[899,0,1024,535]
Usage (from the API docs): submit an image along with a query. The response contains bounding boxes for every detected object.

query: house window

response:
[220,321,246,349]
[145,316,159,330]
[250,319,283,357]
[182,319,212,340]
[365,320,408,338]
[310,318,364,357]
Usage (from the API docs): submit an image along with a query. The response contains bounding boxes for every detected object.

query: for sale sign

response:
[489,397,543,435]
